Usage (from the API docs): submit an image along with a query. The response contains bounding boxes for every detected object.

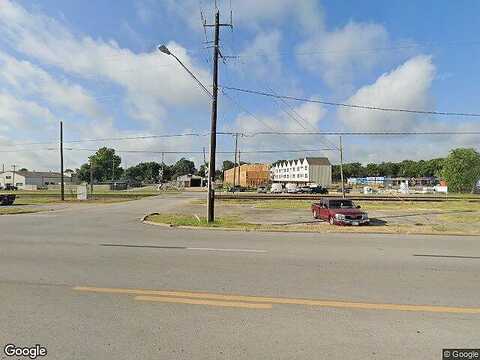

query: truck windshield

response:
[329,200,354,208]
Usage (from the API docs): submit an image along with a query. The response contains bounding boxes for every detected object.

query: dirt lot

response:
[165,198,480,235]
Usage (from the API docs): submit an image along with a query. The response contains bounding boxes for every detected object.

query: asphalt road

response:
[1,194,479,359]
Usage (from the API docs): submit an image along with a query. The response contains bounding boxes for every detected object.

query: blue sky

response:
[0,0,479,171]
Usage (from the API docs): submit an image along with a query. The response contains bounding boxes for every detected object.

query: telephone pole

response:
[206,9,221,222]
[232,133,238,187]
[159,9,231,222]
[237,150,241,186]
[339,136,345,198]
[60,121,65,201]
[11,164,16,187]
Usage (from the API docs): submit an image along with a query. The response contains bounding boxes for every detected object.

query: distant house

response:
[270,157,332,187]
[0,171,78,190]
[224,164,270,188]
[176,174,205,188]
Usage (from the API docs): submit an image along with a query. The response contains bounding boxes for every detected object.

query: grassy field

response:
[179,198,480,235]
[146,213,259,229]
[194,198,480,212]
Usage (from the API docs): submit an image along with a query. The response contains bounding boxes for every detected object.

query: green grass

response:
[209,198,480,213]
[146,213,260,229]
[0,207,43,215]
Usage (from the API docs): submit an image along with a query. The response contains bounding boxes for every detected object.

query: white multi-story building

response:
[270,157,332,187]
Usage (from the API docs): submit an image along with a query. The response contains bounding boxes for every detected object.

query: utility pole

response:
[339,136,345,198]
[89,160,94,196]
[11,164,16,187]
[161,152,165,183]
[232,133,238,187]
[60,121,65,201]
[206,10,220,223]
[237,150,241,187]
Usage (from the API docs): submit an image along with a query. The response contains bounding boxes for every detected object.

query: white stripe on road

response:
[187,247,267,253]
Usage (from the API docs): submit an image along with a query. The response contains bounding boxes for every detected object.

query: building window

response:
[6,176,11,179]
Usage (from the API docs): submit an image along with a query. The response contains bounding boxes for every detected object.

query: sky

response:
[0,0,479,171]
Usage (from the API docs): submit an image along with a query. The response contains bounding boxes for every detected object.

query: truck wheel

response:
[329,217,335,225]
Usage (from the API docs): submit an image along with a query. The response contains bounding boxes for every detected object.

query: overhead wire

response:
[221,86,480,117]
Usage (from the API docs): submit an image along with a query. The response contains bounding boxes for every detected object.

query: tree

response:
[222,160,235,172]
[76,147,123,183]
[441,148,480,193]
[19,168,28,172]
[171,158,196,179]
[123,162,162,185]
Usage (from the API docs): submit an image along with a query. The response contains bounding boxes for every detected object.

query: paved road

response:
[1,194,479,359]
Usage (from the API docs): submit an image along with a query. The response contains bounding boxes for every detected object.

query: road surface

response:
[1,194,479,359]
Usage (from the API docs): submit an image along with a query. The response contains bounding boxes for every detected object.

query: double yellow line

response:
[73,286,480,314]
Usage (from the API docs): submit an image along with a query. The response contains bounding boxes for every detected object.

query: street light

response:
[158,44,217,222]
[157,45,212,98]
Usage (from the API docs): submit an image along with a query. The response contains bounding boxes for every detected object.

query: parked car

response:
[270,183,283,194]
[228,185,245,193]
[257,186,268,193]
[299,186,312,194]
[285,183,300,193]
[311,198,369,226]
[0,194,16,206]
[310,186,328,194]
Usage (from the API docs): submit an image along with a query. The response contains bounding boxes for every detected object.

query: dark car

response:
[311,198,369,225]
[0,194,16,206]
[228,185,245,193]
[310,186,328,194]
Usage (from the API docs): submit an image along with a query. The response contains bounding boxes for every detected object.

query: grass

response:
[0,207,43,215]
[206,198,480,213]
[145,212,480,236]
[146,213,260,229]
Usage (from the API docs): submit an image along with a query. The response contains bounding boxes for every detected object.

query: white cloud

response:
[0,92,56,133]
[233,30,282,79]
[297,21,390,89]
[0,0,210,127]
[0,52,104,119]
[338,55,436,131]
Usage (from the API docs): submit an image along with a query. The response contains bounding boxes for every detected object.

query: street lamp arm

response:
[158,45,213,99]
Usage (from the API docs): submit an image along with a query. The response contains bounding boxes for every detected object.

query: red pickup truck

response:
[312,198,369,226]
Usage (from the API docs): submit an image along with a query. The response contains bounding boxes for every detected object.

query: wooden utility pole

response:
[339,136,345,198]
[60,121,65,201]
[206,10,220,223]
[11,164,16,187]
[237,150,241,187]
[232,133,238,187]
[89,160,94,196]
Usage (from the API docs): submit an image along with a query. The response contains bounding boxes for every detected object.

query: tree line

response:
[75,147,480,193]
[75,148,245,185]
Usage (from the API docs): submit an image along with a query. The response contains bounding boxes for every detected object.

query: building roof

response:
[7,171,63,178]
[305,157,331,166]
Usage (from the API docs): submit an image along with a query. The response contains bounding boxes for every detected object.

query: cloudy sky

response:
[0,0,479,171]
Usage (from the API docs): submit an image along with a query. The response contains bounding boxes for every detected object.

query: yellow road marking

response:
[135,295,272,309]
[73,286,480,314]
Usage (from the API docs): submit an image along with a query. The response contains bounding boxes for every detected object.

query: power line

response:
[224,40,480,60]
[221,86,480,117]
[244,131,480,137]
